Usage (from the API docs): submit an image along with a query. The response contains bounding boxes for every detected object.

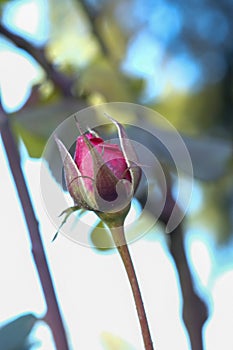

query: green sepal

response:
[52,205,83,241]
[55,136,95,210]
[104,113,141,193]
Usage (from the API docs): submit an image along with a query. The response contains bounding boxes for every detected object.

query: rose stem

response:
[0,116,70,350]
[109,224,154,350]
[159,184,208,350]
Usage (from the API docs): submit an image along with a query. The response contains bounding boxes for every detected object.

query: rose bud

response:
[55,116,141,227]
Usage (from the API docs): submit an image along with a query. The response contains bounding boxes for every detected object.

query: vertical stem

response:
[109,225,154,350]
[159,183,208,350]
[1,119,70,350]
[169,225,208,350]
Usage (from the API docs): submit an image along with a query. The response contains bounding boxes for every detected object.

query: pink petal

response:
[74,134,131,183]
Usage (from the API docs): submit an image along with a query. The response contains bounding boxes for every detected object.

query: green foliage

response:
[90,220,114,251]
[0,0,13,5]
[0,313,38,350]
[101,332,136,350]
[78,58,142,102]
[11,98,87,157]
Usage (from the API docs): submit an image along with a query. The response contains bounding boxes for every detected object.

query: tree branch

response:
[0,23,73,96]
[78,0,109,56]
[169,225,208,350]
[0,111,70,350]
[160,188,208,350]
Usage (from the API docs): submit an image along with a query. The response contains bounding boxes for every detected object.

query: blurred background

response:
[0,0,232,349]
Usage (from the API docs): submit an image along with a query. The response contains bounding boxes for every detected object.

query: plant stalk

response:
[159,183,208,350]
[109,224,154,350]
[0,118,70,350]
[169,225,208,350]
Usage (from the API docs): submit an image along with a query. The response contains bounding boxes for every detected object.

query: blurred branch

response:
[159,186,208,350]
[78,0,109,56]
[0,107,70,350]
[169,225,208,350]
[222,48,233,135]
[0,23,73,96]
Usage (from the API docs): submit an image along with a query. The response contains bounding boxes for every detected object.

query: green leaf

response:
[79,58,139,102]
[101,332,136,350]
[12,122,47,158]
[105,114,141,192]
[11,98,87,158]
[119,122,232,181]
[0,0,12,5]
[0,313,38,350]
[90,220,114,252]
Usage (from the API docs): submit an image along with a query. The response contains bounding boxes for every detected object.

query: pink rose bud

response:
[74,133,131,200]
[55,116,141,217]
